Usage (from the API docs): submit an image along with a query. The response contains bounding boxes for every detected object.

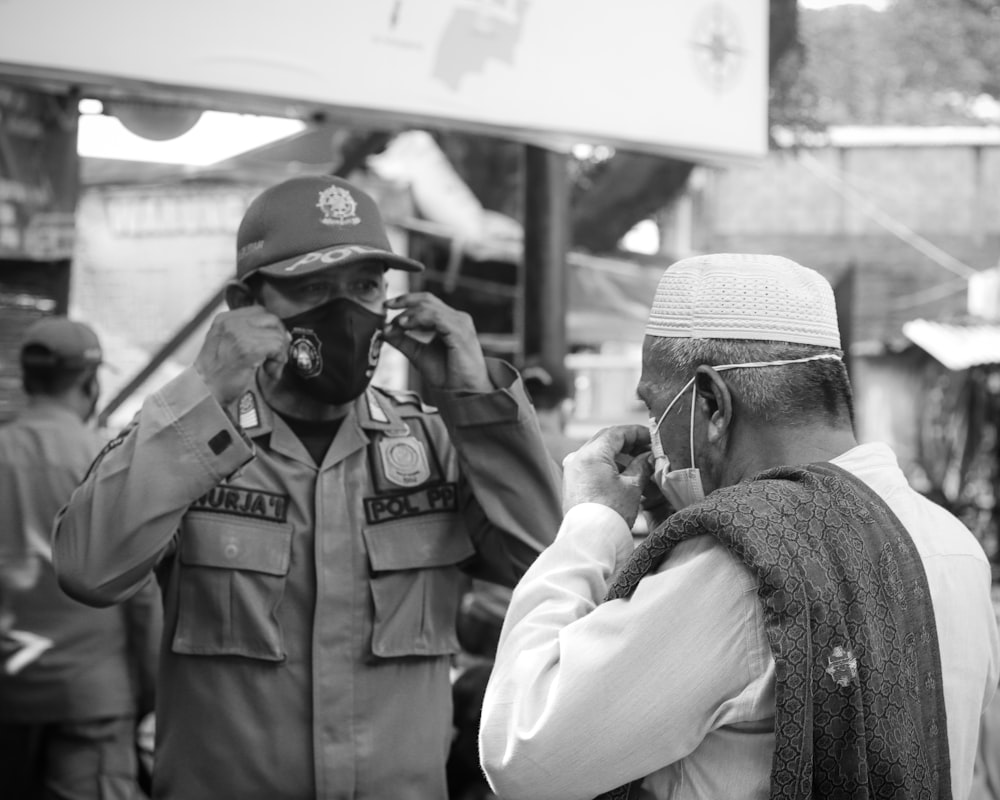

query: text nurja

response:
[191,486,289,523]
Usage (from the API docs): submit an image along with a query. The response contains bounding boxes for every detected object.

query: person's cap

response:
[20,317,103,370]
[645,253,841,348]
[235,174,424,281]
[521,359,573,408]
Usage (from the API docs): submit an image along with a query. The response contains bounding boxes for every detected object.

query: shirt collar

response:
[830,442,906,494]
[230,384,410,439]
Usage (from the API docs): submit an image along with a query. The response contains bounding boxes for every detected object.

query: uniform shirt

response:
[54,361,561,800]
[480,442,1000,800]
[0,403,160,722]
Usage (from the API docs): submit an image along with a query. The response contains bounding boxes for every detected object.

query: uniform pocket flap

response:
[364,518,475,572]
[180,518,292,576]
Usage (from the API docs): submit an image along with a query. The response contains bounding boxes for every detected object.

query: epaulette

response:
[372,385,439,415]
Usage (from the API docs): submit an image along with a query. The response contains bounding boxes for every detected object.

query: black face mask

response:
[281,297,386,406]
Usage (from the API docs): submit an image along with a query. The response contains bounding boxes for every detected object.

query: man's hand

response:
[382,293,491,392]
[561,425,653,528]
[194,307,290,407]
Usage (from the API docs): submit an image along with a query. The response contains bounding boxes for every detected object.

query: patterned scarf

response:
[595,462,952,800]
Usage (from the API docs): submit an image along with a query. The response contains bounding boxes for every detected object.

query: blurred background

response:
[0,0,997,565]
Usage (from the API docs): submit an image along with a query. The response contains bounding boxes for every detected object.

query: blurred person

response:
[448,361,581,668]
[445,355,583,800]
[480,253,1000,800]
[52,174,561,800]
[522,360,585,465]
[0,317,161,800]
[971,673,1000,800]
[446,363,583,800]
[448,661,498,800]
[971,584,1000,800]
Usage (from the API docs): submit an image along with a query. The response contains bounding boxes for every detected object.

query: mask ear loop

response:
[650,376,695,464]
[688,380,698,467]
[654,354,840,468]
[652,376,696,435]
[712,353,842,372]
[684,354,840,468]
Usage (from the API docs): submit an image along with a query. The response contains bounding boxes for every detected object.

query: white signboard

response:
[0,0,767,162]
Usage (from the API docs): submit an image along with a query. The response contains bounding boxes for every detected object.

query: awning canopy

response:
[902,319,1000,370]
[398,216,666,347]
[565,252,664,346]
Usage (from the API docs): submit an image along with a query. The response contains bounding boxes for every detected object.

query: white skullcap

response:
[645,253,841,348]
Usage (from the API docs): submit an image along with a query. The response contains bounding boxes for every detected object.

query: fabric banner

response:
[0,0,767,162]
[0,84,79,261]
[0,82,78,421]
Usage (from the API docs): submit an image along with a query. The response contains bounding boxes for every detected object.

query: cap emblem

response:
[317,185,361,227]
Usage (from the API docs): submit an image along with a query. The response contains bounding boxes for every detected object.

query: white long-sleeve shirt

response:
[480,443,1000,800]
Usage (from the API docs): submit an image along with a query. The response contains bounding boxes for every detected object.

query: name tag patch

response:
[191,486,289,523]
[364,483,459,525]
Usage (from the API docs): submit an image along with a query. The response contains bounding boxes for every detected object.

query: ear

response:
[83,370,100,399]
[694,365,732,444]
[225,279,255,310]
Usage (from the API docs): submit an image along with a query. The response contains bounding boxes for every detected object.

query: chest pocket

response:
[172,514,292,662]
[363,515,475,658]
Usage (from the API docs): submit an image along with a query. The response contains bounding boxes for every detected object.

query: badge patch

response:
[378,436,431,487]
[825,645,859,688]
[316,185,361,226]
[238,391,260,430]
[364,483,459,524]
[289,329,322,377]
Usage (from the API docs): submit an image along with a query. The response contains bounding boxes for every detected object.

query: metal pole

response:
[523,145,569,371]
[97,282,227,428]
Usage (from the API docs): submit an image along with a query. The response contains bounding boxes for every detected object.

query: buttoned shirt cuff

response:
[155,368,256,481]
[426,358,526,428]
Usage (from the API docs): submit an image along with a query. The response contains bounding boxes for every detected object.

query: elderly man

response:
[53,174,561,800]
[480,253,1000,800]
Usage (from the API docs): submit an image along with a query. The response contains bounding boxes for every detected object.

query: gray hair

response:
[644,337,855,428]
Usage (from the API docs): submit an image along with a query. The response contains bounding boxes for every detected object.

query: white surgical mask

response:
[647,353,842,510]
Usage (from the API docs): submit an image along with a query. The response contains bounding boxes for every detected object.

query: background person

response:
[445,359,583,800]
[0,317,161,800]
[52,174,562,800]
[521,360,585,465]
[480,253,1000,800]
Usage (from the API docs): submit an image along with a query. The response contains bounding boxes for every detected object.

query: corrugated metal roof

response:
[902,319,1000,370]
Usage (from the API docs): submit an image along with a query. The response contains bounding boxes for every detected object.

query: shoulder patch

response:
[374,386,438,415]
[81,422,135,482]
[237,391,260,430]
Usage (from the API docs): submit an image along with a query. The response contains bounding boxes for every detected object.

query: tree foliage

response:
[783,0,1000,128]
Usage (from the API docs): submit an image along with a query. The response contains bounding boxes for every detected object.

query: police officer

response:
[0,317,161,800]
[53,174,562,800]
